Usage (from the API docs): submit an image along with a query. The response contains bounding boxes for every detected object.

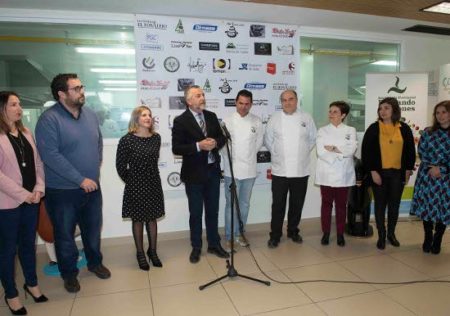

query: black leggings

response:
[371,169,404,235]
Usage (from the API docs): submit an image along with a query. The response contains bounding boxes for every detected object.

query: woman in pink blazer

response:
[0,91,48,315]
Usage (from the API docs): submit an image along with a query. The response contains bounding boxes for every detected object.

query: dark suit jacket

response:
[172,109,226,184]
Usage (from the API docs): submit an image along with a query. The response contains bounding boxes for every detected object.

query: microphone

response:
[220,121,232,140]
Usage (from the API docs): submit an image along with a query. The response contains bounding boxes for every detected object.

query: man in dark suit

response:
[172,85,229,263]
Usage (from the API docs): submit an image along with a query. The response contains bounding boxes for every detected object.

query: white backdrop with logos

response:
[438,64,450,102]
[134,14,299,190]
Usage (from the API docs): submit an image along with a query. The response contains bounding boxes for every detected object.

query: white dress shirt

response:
[264,108,317,177]
[315,123,357,187]
[221,112,264,179]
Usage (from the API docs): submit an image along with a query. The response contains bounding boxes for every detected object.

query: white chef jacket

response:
[221,112,264,179]
[264,108,317,177]
[315,123,357,187]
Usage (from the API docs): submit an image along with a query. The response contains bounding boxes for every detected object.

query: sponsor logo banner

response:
[199,42,220,51]
[213,58,231,73]
[137,19,167,30]
[140,97,162,108]
[225,42,249,54]
[142,57,156,71]
[245,82,267,90]
[224,99,235,107]
[254,42,272,55]
[169,96,187,110]
[140,44,163,51]
[164,56,180,72]
[277,45,294,55]
[250,24,265,37]
[140,79,170,90]
[253,99,269,106]
[177,78,195,91]
[170,40,193,49]
[239,63,262,71]
[272,27,296,38]
[193,24,218,32]
[187,57,207,73]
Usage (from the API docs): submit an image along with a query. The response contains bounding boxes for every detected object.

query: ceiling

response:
[0,0,450,37]
[232,0,450,25]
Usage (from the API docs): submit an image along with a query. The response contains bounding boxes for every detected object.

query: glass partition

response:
[0,22,136,138]
[300,37,400,131]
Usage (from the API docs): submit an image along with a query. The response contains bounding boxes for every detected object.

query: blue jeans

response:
[45,188,103,279]
[0,203,39,298]
[224,176,256,241]
[185,165,221,249]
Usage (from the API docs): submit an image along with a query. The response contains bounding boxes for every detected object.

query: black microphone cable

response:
[239,242,450,286]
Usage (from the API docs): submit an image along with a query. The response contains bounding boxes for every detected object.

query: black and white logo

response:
[225,24,238,38]
[219,79,232,94]
[250,25,265,37]
[177,78,195,91]
[167,172,182,187]
[169,96,187,110]
[199,42,220,51]
[137,20,167,30]
[187,58,207,73]
[164,56,180,72]
[277,45,294,55]
[142,57,156,71]
[224,99,235,107]
[171,40,193,49]
[254,43,272,55]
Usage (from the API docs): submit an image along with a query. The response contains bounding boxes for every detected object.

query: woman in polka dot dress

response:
[116,106,165,270]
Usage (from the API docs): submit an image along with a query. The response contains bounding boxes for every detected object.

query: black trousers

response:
[371,169,404,235]
[270,175,309,241]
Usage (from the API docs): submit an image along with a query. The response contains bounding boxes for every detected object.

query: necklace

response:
[381,122,396,144]
[8,132,27,167]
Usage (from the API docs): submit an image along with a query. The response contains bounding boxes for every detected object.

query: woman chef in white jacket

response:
[315,101,357,247]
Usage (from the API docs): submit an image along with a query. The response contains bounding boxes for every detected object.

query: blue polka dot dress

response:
[116,133,165,221]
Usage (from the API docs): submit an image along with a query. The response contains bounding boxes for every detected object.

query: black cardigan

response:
[361,121,416,182]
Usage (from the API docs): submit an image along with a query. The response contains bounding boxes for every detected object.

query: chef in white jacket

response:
[315,101,357,247]
[221,89,264,248]
[264,90,316,248]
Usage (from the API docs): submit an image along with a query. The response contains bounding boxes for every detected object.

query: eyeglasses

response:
[67,85,85,93]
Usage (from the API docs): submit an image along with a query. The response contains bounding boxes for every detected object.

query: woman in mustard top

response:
[362,97,415,250]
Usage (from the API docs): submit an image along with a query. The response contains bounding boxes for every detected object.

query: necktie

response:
[198,113,207,136]
[198,113,215,163]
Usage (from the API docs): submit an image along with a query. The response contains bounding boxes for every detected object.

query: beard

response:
[72,95,85,108]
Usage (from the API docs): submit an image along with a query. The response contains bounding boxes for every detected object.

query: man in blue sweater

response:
[36,73,111,293]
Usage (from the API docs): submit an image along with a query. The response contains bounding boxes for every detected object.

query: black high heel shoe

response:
[147,249,163,268]
[136,251,150,271]
[4,296,27,315]
[23,284,48,303]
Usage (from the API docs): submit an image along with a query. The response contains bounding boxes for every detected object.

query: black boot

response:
[387,233,400,247]
[422,221,433,253]
[321,233,330,245]
[431,222,446,255]
[377,231,386,250]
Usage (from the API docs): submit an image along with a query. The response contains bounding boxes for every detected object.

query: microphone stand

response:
[199,126,270,290]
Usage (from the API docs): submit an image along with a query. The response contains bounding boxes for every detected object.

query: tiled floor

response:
[2,220,450,316]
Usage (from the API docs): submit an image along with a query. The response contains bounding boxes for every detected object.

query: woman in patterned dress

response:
[116,106,165,270]
[411,101,450,254]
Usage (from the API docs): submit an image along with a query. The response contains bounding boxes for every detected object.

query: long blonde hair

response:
[128,105,155,134]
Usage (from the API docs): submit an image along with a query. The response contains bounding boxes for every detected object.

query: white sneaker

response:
[235,236,249,247]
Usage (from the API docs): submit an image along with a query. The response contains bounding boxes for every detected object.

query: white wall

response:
[2,9,450,239]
